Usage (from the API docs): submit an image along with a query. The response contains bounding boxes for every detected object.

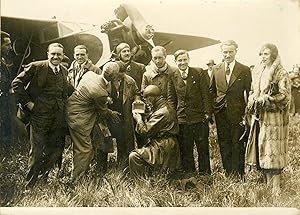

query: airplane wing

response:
[1,16,78,44]
[154,32,220,54]
[1,16,105,66]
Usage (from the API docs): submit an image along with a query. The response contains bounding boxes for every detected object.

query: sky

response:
[1,0,300,70]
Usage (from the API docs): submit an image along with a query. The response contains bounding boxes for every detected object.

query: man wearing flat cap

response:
[129,85,180,177]
[115,42,145,90]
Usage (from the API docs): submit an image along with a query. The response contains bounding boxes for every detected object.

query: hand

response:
[107,97,113,105]
[109,110,121,123]
[132,111,142,122]
[256,96,265,105]
[26,101,35,111]
[268,95,275,102]
[256,94,274,105]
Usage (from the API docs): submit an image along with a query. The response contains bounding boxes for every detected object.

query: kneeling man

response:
[129,85,180,177]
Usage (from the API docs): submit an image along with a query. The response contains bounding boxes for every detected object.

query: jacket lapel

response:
[123,76,129,104]
[37,61,49,88]
[186,68,194,96]
[173,69,186,97]
[216,63,228,91]
[228,62,242,88]
[59,64,68,97]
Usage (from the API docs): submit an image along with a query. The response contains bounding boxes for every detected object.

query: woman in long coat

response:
[246,43,290,195]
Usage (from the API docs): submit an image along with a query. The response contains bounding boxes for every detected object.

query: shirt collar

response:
[179,67,189,75]
[48,61,60,72]
[78,61,87,68]
[226,60,235,72]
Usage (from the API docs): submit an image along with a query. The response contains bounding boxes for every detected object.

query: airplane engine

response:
[101,3,155,65]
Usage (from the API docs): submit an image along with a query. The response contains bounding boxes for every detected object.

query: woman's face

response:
[260,48,272,67]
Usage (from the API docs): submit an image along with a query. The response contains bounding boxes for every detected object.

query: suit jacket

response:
[203,69,213,87]
[210,61,251,124]
[12,60,73,110]
[67,71,109,135]
[168,67,212,124]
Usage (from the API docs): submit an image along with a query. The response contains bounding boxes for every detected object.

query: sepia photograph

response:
[1,0,300,212]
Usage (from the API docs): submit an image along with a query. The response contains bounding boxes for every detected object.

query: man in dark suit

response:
[12,43,73,188]
[210,40,251,178]
[168,50,212,175]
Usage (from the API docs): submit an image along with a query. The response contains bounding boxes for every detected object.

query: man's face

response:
[47,46,64,66]
[221,44,237,64]
[175,53,189,71]
[207,64,214,70]
[1,37,12,56]
[74,48,88,65]
[152,50,166,68]
[144,96,155,109]
[260,48,272,66]
[119,47,131,62]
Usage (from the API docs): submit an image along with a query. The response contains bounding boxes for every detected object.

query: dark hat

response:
[206,59,216,65]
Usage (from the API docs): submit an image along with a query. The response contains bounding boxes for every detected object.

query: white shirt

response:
[74,62,87,88]
[207,68,213,78]
[48,61,60,74]
[179,68,189,84]
[225,60,235,83]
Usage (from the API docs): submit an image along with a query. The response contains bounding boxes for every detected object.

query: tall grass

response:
[1,115,300,207]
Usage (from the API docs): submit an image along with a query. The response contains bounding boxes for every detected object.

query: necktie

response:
[225,64,230,76]
[114,80,121,98]
[53,67,59,75]
[182,71,188,80]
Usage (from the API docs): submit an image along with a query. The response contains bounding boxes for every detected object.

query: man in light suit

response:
[210,40,251,178]
[66,63,120,181]
[168,50,212,175]
[12,43,73,188]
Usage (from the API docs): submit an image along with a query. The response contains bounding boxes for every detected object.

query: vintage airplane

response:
[1,3,220,73]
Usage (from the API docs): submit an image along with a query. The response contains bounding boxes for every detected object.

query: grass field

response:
[0,115,300,207]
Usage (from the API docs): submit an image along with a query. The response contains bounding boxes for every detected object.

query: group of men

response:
[1,29,252,188]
